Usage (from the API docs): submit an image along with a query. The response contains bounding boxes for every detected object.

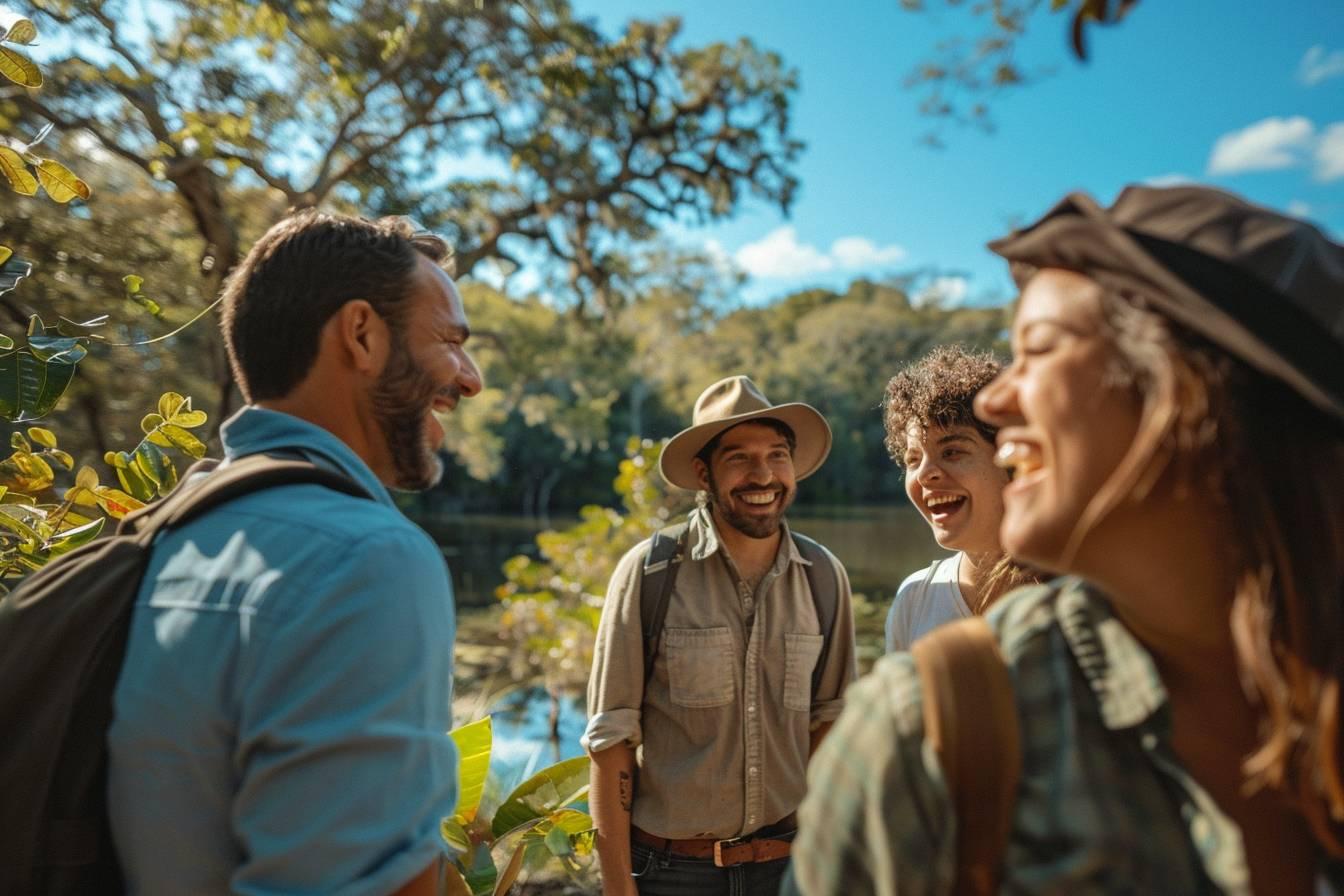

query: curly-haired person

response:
[882,345,1038,652]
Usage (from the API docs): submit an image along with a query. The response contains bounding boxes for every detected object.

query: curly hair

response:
[882,345,1004,464]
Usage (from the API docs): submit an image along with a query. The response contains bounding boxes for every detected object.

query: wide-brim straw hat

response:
[989,184,1344,424]
[659,375,832,491]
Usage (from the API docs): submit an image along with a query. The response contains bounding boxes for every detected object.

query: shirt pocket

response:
[663,626,735,709]
[783,632,824,712]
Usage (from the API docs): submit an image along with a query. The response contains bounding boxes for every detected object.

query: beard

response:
[370,334,451,491]
[704,469,796,540]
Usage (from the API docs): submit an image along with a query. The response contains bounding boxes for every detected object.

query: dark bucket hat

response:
[989,184,1344,424]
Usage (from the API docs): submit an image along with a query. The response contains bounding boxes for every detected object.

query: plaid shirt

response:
[791,577,1344,895]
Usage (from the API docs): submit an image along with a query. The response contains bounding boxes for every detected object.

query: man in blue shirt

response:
[107,211,482,895]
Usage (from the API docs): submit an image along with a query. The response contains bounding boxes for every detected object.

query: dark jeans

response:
[630,841,791,896]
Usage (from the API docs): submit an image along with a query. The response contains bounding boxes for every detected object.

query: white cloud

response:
[1299,46,1344,86]
[913,275,969,309]
[733,226,906,280]
[1207,116,1315,175]
[1314,123,1344,181]
[830,236,906,268]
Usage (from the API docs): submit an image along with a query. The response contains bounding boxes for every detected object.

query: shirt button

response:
[1141,732,1158,751]
[749,767,758,776]
[748,815,756,823]
[748,704,757,713]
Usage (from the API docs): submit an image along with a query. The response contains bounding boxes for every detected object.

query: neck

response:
[256,385,391,484]
[1080,495,1241,690]
[957,550,999,611]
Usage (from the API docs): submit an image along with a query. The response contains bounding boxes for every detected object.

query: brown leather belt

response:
[632,818,795,868]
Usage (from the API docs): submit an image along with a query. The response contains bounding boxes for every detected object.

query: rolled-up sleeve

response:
[793,653,955,896]
[234,529,457,896]
[810,546,858,728]
[581,541,649,753]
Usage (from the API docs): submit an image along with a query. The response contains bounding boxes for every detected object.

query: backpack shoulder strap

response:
[640,522,689,685]
[789,531,838,697]
[118,454,373,541]
[910,616,1021,896]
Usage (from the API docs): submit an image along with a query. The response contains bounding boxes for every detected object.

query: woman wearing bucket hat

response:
[789,185,1344,895]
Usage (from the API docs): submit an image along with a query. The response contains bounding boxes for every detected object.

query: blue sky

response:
[571,0,1344,306]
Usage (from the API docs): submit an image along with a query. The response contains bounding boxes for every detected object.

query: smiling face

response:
[694,420,797,540]
[371,256,483,491]
[903,421,1008,555]
[974,268,1143,573]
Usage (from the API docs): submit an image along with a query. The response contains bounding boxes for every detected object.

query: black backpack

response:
[639,522,840,695]
[0,455,369,896]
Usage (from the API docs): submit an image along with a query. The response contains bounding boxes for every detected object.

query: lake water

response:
[420,503,944,607]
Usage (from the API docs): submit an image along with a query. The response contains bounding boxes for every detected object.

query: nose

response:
[457,350,484,398]
[745,455,775,484]
[913,455,943,488]
[974,366,1021,428]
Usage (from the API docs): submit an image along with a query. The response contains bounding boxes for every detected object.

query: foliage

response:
[900,0,1140,144]
[496,437,688,691]
[441,716,595,896]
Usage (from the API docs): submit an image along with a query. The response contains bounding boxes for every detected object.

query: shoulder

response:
[982,575,1096,664]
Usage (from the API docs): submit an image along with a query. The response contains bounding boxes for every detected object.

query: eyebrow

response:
[935,433,976,446]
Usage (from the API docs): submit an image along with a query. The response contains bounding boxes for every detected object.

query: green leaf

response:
[440,817,471,856]
[134,441,171,491]
[0,348,81,421]
[0,146,36,195]
[0,505,41,543]
[35,159,91,203]
[115,456,156,502]
[0,44,40,87]
[140,413,165,433]
[160,423,207,458]
[10,431,28,451]
[450,717,492,822]
[104,451,128,469]
[491,755,590,838]
[48,449,73,470]
[26,426,55,449]
[463,843,497,896]
[46,516,104,555]
[542,823,572,857]
[158,392,186,420]
[56,315,109,338]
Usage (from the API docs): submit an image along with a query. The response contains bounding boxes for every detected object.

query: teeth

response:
[995,442,1042,475]
[740,492,776,505]
[926,495,963,508]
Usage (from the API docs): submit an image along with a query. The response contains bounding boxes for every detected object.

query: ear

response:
[692,456,711,492]
[330,299,390,377]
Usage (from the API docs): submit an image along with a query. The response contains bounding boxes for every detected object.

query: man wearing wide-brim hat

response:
[583,375,858,896]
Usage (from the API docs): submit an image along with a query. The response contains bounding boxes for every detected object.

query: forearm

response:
[589,743,638,895]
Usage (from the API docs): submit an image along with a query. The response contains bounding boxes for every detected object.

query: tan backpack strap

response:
[911,616,1021,896]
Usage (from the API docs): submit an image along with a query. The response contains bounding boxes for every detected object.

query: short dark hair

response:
[883,345,1002,464]
[220,210,454,401]
[695,417,798,468]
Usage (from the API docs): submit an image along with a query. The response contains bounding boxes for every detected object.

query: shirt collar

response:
[1054,577,1170,730]
[219,406,396,510]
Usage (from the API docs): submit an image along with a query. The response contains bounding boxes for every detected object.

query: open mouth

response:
[995,441,1044,478]
[924,494,966,522]
[735,489,781,509]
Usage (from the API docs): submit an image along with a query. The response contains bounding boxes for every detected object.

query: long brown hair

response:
[1092,287,1344,854]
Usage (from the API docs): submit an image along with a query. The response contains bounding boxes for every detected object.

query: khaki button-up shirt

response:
[582,507,857,840]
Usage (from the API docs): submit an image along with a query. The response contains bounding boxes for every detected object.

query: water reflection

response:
[486,688,587,794]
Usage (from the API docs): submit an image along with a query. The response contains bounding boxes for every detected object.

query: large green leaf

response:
[115,455,156,502]
[134,441,172,492]
[462,843,497,896]
[0,349,80,421]
[490,755,590,838]
[46,516,105,555]
[440,817,471,856]
[449,717,492,822]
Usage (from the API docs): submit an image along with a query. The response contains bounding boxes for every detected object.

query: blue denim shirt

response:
[108,407,458,896]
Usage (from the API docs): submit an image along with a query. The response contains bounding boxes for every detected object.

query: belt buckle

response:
[713,836,745,868]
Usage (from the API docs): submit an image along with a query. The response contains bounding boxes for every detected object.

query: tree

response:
[900,0,1140,144]
[9,0,802,418]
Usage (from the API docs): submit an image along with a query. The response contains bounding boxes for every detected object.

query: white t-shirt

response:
[884,553,971,653]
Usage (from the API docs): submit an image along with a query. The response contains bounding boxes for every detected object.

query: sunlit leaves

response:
[0,44,40,87]
[0,8,38,46]
[450,716,492,823]
[0,145,37,195]
[34,159,91,203]
[123,274,164,318]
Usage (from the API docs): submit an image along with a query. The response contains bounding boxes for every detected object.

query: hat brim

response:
[989,189,1344,424]
[658,403,832,491]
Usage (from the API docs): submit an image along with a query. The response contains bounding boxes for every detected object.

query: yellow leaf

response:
[0,246,10,266]
[75,465,99,490]
[92,486,145,519]
[0,146,37,196]
[3,15,38,45]
[158,392,186,420]
[35,159,91,203]
[0,44,40,87]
